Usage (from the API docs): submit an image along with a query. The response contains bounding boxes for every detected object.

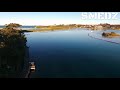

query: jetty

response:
[25,62,36,78]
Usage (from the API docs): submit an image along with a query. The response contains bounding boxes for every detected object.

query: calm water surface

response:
[0,26,36,30]
[25,29,120,78]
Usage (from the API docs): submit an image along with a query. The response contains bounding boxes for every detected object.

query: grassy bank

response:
[21,24,120,33]
[23,25,78,32]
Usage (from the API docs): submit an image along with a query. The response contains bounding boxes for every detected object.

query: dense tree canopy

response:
[0,23,27,78]
[0,23,26,49]
[5,23,22,29]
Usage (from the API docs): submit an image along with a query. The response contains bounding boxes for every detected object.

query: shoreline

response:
[21,27,78,32]
[22,28,120,33]
[1,26,120,33]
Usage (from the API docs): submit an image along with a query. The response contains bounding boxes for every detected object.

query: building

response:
[93,25,104,30]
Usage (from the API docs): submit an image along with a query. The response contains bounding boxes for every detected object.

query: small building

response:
[93,25,103,30]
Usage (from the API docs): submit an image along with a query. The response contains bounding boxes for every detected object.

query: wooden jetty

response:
[25,62,36,78]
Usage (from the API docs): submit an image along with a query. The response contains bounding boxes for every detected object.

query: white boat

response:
[29,62,35,71]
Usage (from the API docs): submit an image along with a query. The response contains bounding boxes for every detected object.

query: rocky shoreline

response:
[102,32,120,38]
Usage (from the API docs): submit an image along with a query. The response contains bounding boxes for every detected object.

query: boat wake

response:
[88,31,120,45]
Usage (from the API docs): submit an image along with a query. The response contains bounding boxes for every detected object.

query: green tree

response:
[5,23,21,29]
[0,23,27,78]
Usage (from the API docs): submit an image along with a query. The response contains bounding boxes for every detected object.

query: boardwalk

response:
[25,62,35,78]
[25,66,31,78]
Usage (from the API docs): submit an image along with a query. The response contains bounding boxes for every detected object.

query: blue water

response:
[25,29,120,78]
[89,30,120,43]
[0,25,36,30]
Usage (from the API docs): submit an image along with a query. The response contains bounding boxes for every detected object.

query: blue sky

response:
[0,12,120,25]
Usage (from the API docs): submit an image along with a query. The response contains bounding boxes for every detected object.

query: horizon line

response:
[0,23,120,26]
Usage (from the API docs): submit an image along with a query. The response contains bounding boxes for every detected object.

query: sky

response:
[0,12,120,25]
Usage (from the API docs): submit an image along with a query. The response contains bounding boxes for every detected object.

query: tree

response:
[5,23,22,30]
[0,23,26,48]
[0,23,27,77]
